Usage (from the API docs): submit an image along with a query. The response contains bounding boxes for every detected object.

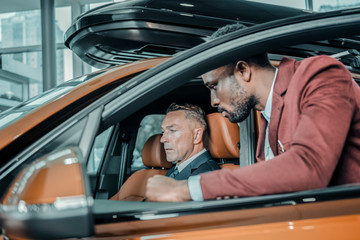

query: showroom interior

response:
[0,0,359,113]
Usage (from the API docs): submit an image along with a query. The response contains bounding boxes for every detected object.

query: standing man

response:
[145,23,360,202]
[161,103,220,180]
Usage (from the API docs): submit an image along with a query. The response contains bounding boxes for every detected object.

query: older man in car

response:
[145,23,360,202]
[161,103,220,180]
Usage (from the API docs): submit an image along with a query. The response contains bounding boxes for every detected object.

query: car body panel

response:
[142,214,360,240]
[93,198,360,239]
[0,57,168,163]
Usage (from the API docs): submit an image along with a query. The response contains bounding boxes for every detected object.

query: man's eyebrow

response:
[203,78,213,87]
[163,124,177,129]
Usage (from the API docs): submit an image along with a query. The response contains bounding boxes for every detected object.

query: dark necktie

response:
[168,167,179,178]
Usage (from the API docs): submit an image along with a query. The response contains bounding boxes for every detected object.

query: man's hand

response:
[145,175,192,202]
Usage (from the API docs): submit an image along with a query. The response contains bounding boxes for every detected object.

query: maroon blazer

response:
[200,55,360,199]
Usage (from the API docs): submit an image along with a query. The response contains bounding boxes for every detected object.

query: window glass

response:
[131,114,165,171]
[247,0,305,9]
[1,52,42,98]
[0,11,41,48]
[87,126,114,174]
[0,78,23,102]
[0,11,43,101]
[313,0,360,11]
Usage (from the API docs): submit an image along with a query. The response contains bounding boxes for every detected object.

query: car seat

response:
[206,112,240,169]
[110,134,172,201]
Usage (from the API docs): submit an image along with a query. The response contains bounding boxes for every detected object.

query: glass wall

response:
[249,0,360,11]
[313,0,360,11]
[0,0,360,113]
[0,1,112,113]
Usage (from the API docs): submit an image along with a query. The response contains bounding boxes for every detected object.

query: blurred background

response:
[0,0,359,113]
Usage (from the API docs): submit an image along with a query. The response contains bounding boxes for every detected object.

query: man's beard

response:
[228,94,257,123]
[219,80,258,123]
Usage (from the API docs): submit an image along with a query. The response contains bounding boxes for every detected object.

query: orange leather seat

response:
[206,113,240,169]
[110,134,172,201]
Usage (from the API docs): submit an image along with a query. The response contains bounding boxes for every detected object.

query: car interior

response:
[87,46,359,201]
[87,52,360,203]
[87,79,248,201]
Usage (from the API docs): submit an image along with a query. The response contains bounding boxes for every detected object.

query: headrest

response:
[142,134,172,169]
[206,113,240,159]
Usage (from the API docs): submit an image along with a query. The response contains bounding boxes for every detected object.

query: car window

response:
[131,114,165,172]
[87,126,114,174]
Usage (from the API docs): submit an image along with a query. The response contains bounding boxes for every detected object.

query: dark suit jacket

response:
[166,150,220,180]
[200,56,360,199]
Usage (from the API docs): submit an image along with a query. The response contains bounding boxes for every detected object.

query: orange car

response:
[1,4,360,240]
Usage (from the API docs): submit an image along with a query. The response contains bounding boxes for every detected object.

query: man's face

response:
[160,110,196,163]
[202,66,257,123]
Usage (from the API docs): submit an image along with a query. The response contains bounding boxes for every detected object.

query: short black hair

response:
[209,23,272,69]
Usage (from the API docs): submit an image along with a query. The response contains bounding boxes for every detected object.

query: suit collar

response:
[177,148,206,172]
[176,150,211,179]
[273,57,296,96]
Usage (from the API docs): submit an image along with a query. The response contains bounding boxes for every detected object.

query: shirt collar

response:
[177,148,206,172]
[261,68,278,122]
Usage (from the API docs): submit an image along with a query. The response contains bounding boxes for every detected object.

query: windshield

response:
[0,70,107,130]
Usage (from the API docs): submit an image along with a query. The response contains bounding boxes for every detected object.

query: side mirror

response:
[0,147,94,239]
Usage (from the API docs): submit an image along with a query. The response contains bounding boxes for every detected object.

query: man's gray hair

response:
[166,103,207,131]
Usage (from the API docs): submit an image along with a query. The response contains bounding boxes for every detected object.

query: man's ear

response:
[234,60,251,82]
[193,128,203,145]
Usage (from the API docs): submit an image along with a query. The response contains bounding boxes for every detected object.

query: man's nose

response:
[211,92,220,107]
[160,134,166,143]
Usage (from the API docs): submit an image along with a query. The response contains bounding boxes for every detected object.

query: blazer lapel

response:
[256,114,267,161]
[269,94,284,156]
[165,165,176,177]
[175,151,210,179]
[268,57,296,156]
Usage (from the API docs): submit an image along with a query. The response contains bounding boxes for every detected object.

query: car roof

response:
[64,0,310,68]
